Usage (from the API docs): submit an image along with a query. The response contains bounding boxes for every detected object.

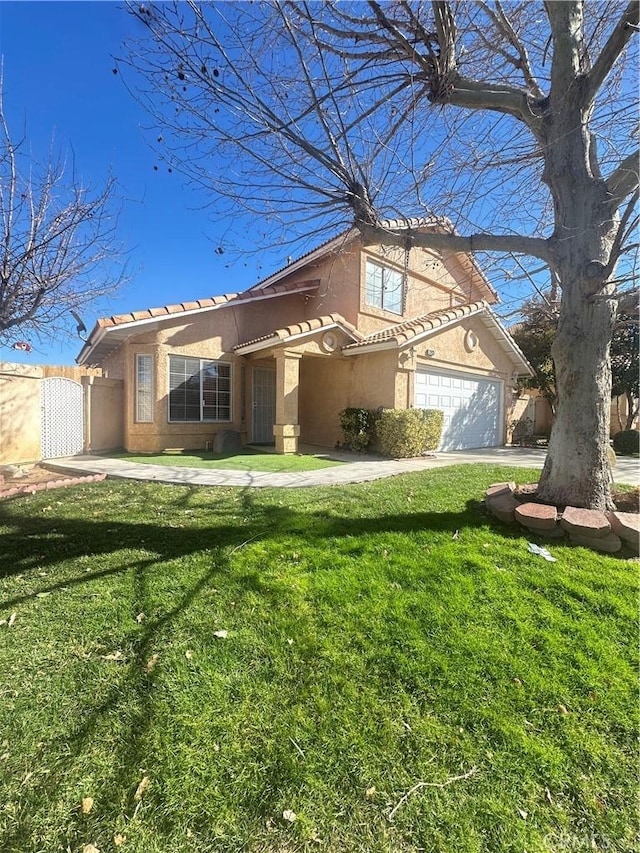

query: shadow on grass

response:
[0,485,519,851]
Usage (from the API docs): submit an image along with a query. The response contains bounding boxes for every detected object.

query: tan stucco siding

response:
[298,357,352,447]
[414,317,514,378]
[299,247,361,324]
[0,363,42,464]
[116,312,251,452]
[83,376,124,452]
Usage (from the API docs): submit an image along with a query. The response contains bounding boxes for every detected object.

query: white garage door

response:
[414,369,502,450]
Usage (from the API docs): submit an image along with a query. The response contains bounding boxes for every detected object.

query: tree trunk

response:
[537,276,615,510]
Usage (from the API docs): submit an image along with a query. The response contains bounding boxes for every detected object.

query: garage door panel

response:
[415,369,501,450]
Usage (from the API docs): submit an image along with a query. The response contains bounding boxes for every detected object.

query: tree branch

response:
[585,0,639,105]
[606,149,640,207]
[358,219,551,263]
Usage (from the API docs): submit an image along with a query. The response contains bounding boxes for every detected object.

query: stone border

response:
[0,473,106,500]
[485,482,640,555]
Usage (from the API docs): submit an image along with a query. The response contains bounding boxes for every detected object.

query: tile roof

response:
[342,301,488,351]
[234,314,362,353]
[95,279,319,330]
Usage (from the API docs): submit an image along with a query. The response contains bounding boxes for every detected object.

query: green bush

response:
[376,408,444,458]
[338,407,377,452]
[612,429,640,456]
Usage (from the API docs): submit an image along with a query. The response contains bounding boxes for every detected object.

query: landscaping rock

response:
[213,430,242,454]
[560,506,611,538]
[487,493,519,524]
[607,511,640,550]
[515,502,558,531]
[486,482,515,499]
[569,532,622,553]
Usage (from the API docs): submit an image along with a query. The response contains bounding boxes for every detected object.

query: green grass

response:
[0,465,637,853]
[111,448,344,472]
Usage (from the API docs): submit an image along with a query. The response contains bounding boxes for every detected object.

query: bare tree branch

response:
[0,93,126,343]
[606,149,640,207]
[585,0,639,105]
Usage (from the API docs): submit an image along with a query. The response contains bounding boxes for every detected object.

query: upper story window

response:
[365,259,403,315]
[168,355,231,422]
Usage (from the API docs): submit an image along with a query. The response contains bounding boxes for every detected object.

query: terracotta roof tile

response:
[342,301,487,351]
[90,279,320,331]
[234,313,361,351]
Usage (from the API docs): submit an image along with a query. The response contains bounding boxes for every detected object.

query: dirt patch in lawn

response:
[0,464,76,488]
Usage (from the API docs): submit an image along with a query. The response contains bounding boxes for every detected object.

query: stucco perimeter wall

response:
[0,362,42,464]
[83,376,124,453]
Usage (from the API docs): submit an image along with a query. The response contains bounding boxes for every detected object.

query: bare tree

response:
[0,96,125,347]
[121,0,638,510]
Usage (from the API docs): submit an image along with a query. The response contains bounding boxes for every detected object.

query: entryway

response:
[41,377,84,458]
[252,367,276,444]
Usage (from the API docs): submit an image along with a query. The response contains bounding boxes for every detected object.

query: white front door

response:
[414,368,502,450]
[252,367,276,443]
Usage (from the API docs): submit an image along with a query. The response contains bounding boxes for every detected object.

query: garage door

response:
[414,369,502,450]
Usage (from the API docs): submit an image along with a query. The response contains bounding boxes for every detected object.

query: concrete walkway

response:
[45,446,640,488]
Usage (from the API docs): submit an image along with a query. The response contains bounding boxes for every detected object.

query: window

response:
[168,356,231,422]
[135,354,153,423]
[365,259,404,314]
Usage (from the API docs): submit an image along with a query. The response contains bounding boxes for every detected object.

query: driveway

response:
[44,446,640,488]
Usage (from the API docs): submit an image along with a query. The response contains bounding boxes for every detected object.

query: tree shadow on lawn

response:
[0,488,520,851]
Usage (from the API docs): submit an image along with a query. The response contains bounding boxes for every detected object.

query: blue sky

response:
[0,1,279,365]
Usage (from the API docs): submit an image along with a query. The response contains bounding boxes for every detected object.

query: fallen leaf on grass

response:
[517,808,528,820]
[135,613,145,623]
[557,704,569,715]
[134,775,150,801]
[81,797,94,814]
[213,630,228,639]
[365,786,376,800]
[83,845,100,853]
[102,651,125,662]
[145,654,160,673]
[114,833,126,846]
[185,649,194,660]
[545,787,553,804]
[282,809,297,823]
[8,612,17,628]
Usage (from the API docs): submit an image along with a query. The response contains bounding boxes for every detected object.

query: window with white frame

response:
[168,356,231,422]
[135,354,154,423]
[365,259,404,315]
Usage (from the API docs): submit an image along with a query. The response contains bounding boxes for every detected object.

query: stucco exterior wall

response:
[413,317,512,378]
[298,356,352,447]
[83,376,124,452]
[0,362,42,464]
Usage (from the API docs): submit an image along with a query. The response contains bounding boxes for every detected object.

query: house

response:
[77,222,533,454]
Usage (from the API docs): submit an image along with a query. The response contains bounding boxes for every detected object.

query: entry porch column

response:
[273,350,302,454]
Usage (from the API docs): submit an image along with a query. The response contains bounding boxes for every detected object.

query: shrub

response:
[338,407,377,452]
[376,408,444,458]
[612,429,640,456]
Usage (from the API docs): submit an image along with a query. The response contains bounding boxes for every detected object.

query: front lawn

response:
[110,448,344,472]
[0,465,637,853]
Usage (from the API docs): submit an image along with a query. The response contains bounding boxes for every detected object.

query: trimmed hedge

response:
[338,407,377,452]
[612,429,640,456]
[376,408,444,458]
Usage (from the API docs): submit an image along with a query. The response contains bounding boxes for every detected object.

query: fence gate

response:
[41,377,84,459]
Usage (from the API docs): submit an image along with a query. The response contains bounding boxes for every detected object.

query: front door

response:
[252,367,276,443]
